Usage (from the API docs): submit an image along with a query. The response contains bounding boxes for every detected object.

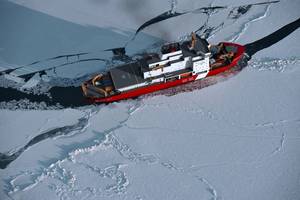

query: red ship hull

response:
[87,42,245,103]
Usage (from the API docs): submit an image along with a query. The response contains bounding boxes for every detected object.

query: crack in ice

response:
[228,3,271,42]
[271,133,285,156]
[0,107,95,169]
[197,177,218,200]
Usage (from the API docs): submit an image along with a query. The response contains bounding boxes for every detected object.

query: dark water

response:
[0,86,88,108]
[245,17,300,57]
[48,86,88,107]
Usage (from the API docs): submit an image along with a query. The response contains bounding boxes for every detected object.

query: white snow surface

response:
[1,0,300,200]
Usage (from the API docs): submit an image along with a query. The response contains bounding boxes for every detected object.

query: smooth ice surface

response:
[1,0,300,200]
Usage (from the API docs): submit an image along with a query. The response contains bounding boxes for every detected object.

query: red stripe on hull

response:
[89,42,245,103]
[91,75,198,103]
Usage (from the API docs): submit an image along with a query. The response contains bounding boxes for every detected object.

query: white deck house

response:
[109,36,211,92]
[143,38,211,81]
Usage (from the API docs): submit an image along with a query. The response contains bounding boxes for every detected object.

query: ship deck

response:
[109,62,145,90]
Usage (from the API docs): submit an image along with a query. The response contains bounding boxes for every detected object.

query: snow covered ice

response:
[0,0,300,199]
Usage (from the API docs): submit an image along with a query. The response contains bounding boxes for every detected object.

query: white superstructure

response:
[106,34,212,93]
[142,35,211,81]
